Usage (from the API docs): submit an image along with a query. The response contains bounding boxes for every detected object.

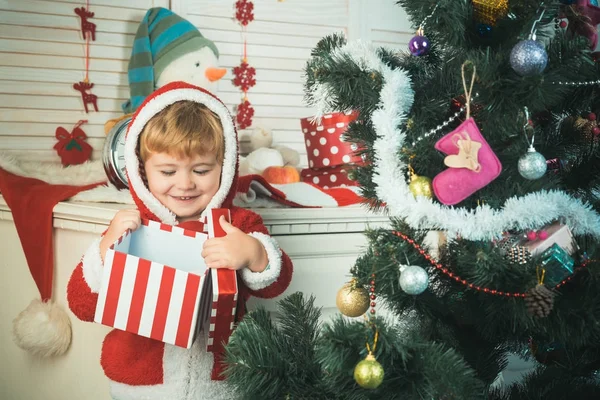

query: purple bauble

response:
[408,35,431,56]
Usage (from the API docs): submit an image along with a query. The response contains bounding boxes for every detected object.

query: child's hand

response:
[99,209,141,262]
[202,215,268,272]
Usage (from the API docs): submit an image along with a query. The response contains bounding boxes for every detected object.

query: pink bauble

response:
[538,230,549,240]
[527,231,538,241]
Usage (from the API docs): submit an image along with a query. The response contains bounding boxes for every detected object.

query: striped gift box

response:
[204,209,238,353]
[94,209,238,349]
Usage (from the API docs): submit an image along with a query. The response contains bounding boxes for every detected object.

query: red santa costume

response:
[67,81,293,400]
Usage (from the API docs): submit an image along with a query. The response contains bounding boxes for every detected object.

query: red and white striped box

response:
[94,209,238,350]
[300,111,361,169]
[203,209,238,353]
[300,165,357,189]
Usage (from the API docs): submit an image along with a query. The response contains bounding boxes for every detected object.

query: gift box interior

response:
[114,225,208,273]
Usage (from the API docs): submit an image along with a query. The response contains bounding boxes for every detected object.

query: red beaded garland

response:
[391,230,590,298]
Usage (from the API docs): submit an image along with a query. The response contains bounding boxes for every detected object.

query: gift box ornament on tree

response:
[432,62,502,205]
[496,222,577,286]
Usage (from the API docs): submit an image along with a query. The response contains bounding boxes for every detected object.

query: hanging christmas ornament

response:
[407,165,433,199]
[53,120,93,166]
[510,10,548,76]
[433,61,502,205]
[518,107,547,180]
[472,0,509,26]
[73,1,97,113]
[399,265,429,295]
[525,268,556,318]
[74,5,96,41]
[233,0,256,129]
[408,4,438,57]
[336,279,369,317]
[235,0,254,26]
[354,329,384,389]
[236,98,255,130]
[354,353,384,389]
[408,29,431,56]
[232,61,256,92]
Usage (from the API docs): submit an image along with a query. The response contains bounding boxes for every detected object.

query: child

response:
[67,81,294,400]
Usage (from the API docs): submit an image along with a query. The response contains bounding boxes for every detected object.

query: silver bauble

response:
[510,39,548,76]
[399,265,429,295]
[518,147,547,180]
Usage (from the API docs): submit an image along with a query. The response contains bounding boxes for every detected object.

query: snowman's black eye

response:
[195,62,200,67]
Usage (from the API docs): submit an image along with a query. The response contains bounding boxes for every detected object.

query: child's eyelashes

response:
[159,170,210,176]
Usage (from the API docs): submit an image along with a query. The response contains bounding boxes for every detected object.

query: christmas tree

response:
[225,1,600,398]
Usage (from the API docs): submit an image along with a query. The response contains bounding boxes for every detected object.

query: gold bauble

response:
[336,280,369,317]
[353,353,384,389]
[408,175,433,199]
[472,0,509,26]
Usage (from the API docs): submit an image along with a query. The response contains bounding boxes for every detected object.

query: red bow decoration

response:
[54,120,93,166]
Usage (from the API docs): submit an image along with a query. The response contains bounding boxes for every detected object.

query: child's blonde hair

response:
[139,101,224,163]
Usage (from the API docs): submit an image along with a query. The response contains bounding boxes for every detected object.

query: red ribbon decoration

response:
[53,120,93,166]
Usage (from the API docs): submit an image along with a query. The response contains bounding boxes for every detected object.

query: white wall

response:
[0,0,411,166]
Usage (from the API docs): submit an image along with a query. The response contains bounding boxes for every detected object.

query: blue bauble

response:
[408,35,431,56]
[510,40,548,76]
[399,265,429,295]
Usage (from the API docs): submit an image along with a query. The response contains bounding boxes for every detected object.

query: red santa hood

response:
[124,81,239,224]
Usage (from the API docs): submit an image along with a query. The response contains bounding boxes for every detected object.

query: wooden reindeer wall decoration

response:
[73,81,98,113]
[73,3,98,113]
[74,7,96,41]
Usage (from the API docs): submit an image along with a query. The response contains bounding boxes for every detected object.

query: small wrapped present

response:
[496,222,577,265]
[94,209,237,349]
[540,243,575,286]
[300,111,361,169]
[300,165,357,189]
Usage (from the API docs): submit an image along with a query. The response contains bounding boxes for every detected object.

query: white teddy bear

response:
[239,127,300,176]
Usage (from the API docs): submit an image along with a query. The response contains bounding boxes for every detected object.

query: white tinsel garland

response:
[318,41,600,240]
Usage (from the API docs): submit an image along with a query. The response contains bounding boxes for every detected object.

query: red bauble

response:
[235,0,254,26]
[236,99,254,129]
[232,61,256,92]
[53,120,93,166]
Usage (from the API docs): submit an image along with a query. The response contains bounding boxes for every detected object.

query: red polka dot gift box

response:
[300,165,357,189]
[300,111,361,169]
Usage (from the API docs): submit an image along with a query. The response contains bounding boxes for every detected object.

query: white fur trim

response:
[240,232,282,291]
[12,299,72,357]
[81,238,104,293]
[316,41,600,240]
[125,88,238,225]
[109,333,235,400]
[0,153,106,185]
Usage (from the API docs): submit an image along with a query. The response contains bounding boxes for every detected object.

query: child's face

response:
[144,151,222,223]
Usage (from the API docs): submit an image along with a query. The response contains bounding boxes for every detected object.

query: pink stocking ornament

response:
[432,62,502,205]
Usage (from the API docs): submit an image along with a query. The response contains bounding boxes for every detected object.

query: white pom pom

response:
[249,127,273,150]
[12,299,72,357]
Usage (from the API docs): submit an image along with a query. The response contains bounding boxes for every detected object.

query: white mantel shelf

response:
[0,195,390,236]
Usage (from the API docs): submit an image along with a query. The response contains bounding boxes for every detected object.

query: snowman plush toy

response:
[104,7,227,188]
